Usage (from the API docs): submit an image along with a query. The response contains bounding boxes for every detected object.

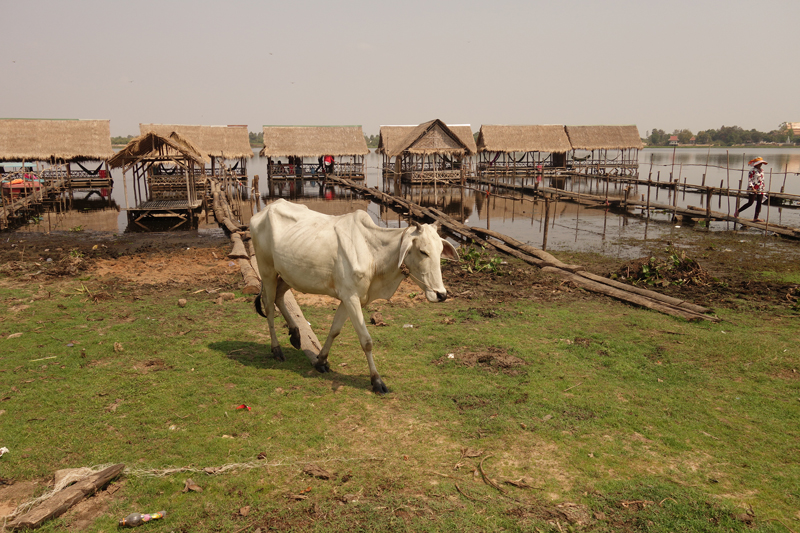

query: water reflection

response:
[6,148,799,259]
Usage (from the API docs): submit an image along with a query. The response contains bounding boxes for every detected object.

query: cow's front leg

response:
[316,304,350,373]
[342,296,387,394]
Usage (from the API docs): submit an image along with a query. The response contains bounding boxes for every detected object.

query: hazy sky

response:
[2,0,796,138]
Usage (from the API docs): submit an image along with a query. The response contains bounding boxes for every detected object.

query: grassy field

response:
[0,237,798,532]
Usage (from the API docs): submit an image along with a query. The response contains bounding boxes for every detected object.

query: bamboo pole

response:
[764,168,773,236]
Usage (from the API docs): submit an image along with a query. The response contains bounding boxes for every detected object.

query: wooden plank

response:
[9,464,125,530]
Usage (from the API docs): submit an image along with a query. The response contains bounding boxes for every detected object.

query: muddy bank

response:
[0,229,798,312]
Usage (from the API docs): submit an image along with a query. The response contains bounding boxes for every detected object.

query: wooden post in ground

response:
[542,195,551,251]
[781,163,788,194]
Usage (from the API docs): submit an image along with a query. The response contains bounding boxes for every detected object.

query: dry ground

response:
[1,229,798,310]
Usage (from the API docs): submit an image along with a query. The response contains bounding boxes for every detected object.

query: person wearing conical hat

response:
[734,157,767,222]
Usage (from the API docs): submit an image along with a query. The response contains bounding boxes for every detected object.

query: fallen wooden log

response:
[576,271,711,315]
[238,258,261,295]
[245,253,323,364]
[9,463,125,530]
[229,233,249,259]
[543,268,711,322]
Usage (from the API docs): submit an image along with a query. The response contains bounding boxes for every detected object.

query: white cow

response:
[251,199,458,393]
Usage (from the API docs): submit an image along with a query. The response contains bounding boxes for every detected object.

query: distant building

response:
[787,122,800,136]
[689,136,696,145]
[668,135,679,146]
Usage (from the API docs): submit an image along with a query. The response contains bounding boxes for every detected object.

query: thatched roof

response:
[0,119,113,162]
[476,125,572,153]
[259,126,369,158]
[107,131,208,169]
[140,124,253,159]
[565,125,643,150]
[378,120,476,157]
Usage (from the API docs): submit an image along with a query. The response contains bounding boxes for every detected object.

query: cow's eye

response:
[420,250,429,257]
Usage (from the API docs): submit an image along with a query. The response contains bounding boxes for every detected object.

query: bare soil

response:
[0,229,798,313]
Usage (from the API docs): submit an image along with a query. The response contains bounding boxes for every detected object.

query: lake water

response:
[9,147,800,259]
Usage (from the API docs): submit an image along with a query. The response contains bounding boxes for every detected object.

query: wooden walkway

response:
[0,178,66,230]
[468,175,800,239]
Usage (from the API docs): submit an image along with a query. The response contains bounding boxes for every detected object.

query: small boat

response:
[2,176,43,200]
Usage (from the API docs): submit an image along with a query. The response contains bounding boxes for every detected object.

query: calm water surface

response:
[10,148,800,259]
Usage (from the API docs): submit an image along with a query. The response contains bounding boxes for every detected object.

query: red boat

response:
[2,177,43,200]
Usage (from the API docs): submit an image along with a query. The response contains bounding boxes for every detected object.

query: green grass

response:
[0,271,798,531]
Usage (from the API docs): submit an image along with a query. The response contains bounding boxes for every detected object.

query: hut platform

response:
[126,199,203,231]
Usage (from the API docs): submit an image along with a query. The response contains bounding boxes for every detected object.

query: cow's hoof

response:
[314,360,330,373]
[289,327,301,350]
[271,346,285,362]
[371,378,389,394]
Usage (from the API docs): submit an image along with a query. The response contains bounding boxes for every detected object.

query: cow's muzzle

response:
[435,291,448,302]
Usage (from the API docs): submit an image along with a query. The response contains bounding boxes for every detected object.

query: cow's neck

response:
[367,227,409,297]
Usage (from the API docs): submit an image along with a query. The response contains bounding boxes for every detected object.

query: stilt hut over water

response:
[378,120,476,184]
[0,118,114,194]
[139,124,253,181]
[564,125,642,176]
[108,131,208,231]
[260,126,369,180]
[475,125,572,178]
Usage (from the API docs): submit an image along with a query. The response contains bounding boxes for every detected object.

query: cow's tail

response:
[254,283,267,318]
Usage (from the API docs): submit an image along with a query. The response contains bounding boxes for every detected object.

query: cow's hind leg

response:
[255,275,284,361]
[273,278,301,350]
[315,304,350,373]
[341,296,387,394]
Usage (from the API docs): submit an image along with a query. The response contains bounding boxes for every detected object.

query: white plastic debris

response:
[0,447,9,457]
[447,353,455,359]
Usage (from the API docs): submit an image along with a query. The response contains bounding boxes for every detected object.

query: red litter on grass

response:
[236,404,251,411]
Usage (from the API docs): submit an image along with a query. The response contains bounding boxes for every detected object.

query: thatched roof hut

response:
[259,126,369,158]
[108,131,207,169]
[0,118,113,162]
[378,120,476,157]
[476,125,572,154]
[565,125,643,151]
[140,124,253,159]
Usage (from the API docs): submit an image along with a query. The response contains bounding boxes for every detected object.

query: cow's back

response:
[251,200,344,297]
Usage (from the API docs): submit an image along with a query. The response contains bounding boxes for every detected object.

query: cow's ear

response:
[441,239,459,261]
[398,229,415,268]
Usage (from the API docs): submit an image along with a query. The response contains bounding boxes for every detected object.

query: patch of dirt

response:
[0,231,234,287]
[64,488,114,531]
[0,480,39,521]
[602,237,800,310]
[433,346,527,375]
[1,229,798,315]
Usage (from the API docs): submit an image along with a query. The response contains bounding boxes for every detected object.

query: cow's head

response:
[398,222,459,302]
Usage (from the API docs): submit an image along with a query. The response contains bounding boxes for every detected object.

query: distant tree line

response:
[111,135,135,146]
[249,131,263,146]
[645,123,796,147]
[365,134,379,148]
